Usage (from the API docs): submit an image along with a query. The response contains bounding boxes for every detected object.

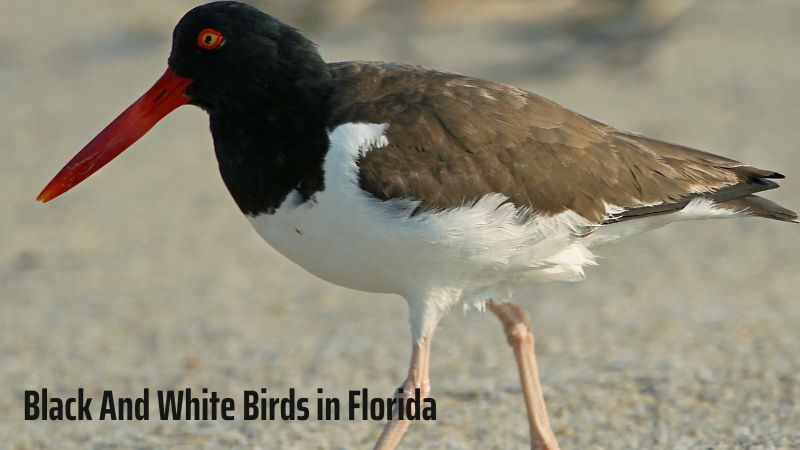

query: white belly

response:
[246,123,598,304]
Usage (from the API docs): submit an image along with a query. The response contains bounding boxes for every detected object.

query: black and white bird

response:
[38,2,797,449]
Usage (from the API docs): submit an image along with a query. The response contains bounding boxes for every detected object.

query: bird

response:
[37,2,797,449]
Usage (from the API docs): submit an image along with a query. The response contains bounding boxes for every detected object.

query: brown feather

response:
[327,62,795,224]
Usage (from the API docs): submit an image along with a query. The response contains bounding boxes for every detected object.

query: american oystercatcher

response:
[37,2,797,449]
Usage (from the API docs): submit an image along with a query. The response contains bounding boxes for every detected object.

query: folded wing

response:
[327,62,796,225]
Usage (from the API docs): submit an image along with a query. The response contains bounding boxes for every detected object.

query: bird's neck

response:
[209,86,333,216]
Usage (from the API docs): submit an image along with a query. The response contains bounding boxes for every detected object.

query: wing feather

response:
[327,62,793,224]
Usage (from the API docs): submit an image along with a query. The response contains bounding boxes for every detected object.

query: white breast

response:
[246,123,598,308]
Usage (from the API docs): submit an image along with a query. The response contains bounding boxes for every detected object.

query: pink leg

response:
[373,336,432,450]
[487,301,561,450]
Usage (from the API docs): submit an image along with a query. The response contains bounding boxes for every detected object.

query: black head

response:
[37,1,334,209]
[169,1,332,113]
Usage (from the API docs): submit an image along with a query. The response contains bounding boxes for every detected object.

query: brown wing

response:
[327,61,792,224]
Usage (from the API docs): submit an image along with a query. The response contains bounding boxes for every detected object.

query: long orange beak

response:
[37,68,193,203]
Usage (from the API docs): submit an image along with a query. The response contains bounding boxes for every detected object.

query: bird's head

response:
[37,1,328,203]
[170,1,329,112]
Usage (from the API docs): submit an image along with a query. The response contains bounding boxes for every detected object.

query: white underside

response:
[247,123,744,338]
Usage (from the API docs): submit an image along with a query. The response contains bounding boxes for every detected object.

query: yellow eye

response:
[197,28,224,50]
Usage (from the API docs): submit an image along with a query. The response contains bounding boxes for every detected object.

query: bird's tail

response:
[717,195,798,223]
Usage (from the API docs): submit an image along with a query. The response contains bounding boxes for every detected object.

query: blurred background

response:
[2,1,798,448]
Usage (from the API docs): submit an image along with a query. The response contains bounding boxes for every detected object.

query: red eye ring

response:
[197,28,224,50]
